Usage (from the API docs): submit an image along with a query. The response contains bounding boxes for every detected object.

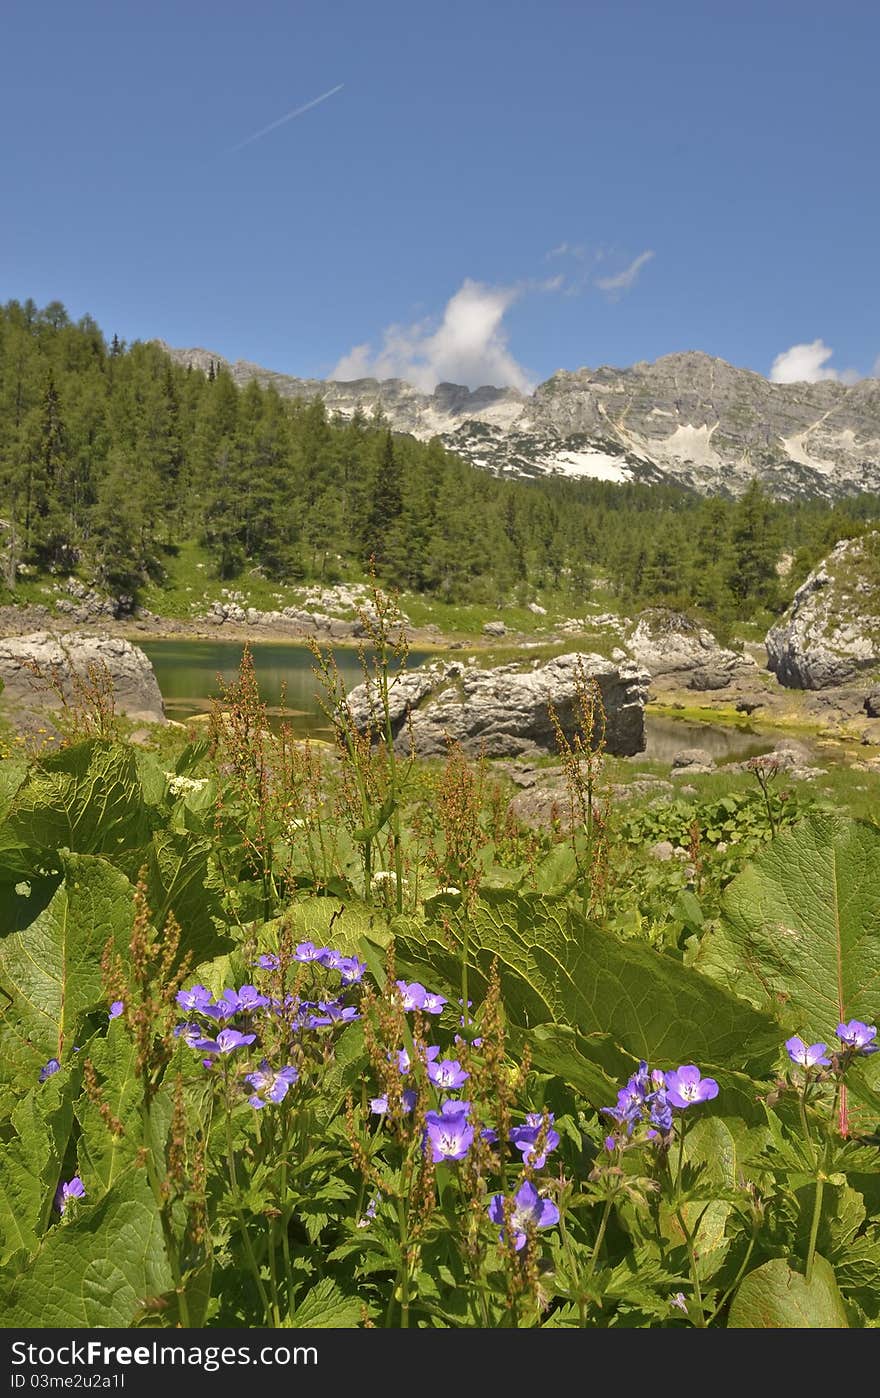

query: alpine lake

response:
[140,637,777,764]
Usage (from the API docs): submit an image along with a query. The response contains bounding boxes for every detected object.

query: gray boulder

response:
[627,609,754,686]
[671,747,716,775]
[0,631,165,723]
[345,652,649,758]
[865,688,880,718]
[765,534,880,689]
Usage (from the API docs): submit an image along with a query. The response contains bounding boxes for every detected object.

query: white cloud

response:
[769,339,840,384]
[332,279,534,392]
[595,250,655,295]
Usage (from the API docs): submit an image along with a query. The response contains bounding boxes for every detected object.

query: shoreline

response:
[1,601,878,757]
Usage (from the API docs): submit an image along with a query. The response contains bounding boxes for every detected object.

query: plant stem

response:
[583,1191,615,1290]
[707,1229,757,1325]
[223,1069,272,1323]
[805,1081,840,1283]
[675,1208,705,1327]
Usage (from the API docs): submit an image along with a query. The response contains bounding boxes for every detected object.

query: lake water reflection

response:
[142,638,776,762]
[141,639,437,736]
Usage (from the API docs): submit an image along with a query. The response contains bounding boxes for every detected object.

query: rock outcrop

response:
[626,609,754,688]
[345,652,649,758]
[0,632,165,723]
[765,534,880,689]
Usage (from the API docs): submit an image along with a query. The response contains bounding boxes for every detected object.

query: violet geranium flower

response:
[428,1058,470,1090]
[175,984,212,1013]
[54,1177,86,1214]
[509,1118,561,1169]
[370,1089,417,1115]
[488,1180,560,1251]
[294,941,326,963]
[198,1028,256,1056]
[245,1060,299,1108]
[664,1065,719,1109]
[395,980,428,1012]
[837,1021,878,1055]
[39,1058,61,1082]
[424,1099,474,1162]
[108,1001,124,1020]
[785,1037,831,1069]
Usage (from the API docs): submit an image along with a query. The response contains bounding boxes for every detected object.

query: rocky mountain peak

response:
[154,339,880,501]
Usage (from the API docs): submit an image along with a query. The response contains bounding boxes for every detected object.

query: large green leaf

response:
[696,814,880,1036]
[286,1276,362,1328]
[0,1074,75,1264]
[142,829,230,965]
[1,741,157,872]
[395,891,779,1080]
[1,1170,172,1327]
[0,852,133,1076]
[727,1255,849,1328]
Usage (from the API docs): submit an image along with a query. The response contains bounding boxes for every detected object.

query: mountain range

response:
[155,342,880,500]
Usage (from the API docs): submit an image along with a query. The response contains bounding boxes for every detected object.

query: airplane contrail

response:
[227,83,344,154]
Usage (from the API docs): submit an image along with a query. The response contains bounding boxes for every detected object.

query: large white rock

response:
[765,534,880,689]
[0,631,165,722]
[345,652,649,758]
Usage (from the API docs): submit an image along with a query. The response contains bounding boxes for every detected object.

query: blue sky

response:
[1,0,877,390]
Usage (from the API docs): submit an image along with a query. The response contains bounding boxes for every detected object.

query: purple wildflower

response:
[198,1028,256,1056]
[175,984,212,1013]
[245,1060,299,1108]
[173,1021,206,1049]
[256,953,279,971]
[488,1180,560,1251]
[338,956,367,985]
[649,1091,674,1134]
[424,1099,474,1162]
[428,1058,470,1091]
[307,1001,359,1027]
[837,1021,878,1055]
[510,1117,560,1169]
[357,1195,379,1228]
[54,1177,85,1214]
[785,1037,831,1069]
[395,1045,439,1073]
[39,1058,61,1082]
[108,1000,124,1020]
[422,991,447,1014]
[395,980,428,1011]
[664,1065,719,1109]
[235,984,270,1011]
[318,947,343,969]
[294,941,326,963]
[370,1090,417,1115]
[203,989,242,1021]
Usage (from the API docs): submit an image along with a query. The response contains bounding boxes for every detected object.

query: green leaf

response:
[0,852,133,1076]
[142,829,230,965]
[1,1169,172,1327]
[528,1024,624,1101]
[0,1076,75,1263]
[396,892,779,1079]
[352,794,396,843]
[286,1276,362,1328]
[727,1255,849,1328]
[2,741,156,870]
[696,814,880,1036]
